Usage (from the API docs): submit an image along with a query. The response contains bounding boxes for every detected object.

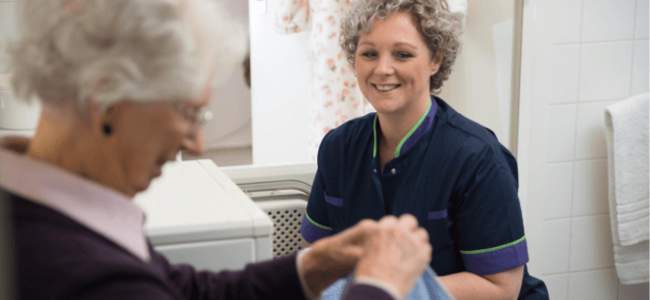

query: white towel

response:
[605,93,649,285]
[614,242,649,285]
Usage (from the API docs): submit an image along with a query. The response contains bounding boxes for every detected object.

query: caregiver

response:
[300,0,548,299]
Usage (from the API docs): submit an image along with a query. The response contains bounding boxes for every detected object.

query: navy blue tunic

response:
[301,96,548,299]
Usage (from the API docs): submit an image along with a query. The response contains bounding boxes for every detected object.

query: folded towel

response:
[614,242,649,285]
[322,267,455,300]
[605,93,650,285]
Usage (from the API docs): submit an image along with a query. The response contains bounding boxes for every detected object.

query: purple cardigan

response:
[7,189,392,300]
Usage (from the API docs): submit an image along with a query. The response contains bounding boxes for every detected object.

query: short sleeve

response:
[274,0,309,34]
[453,145,528,276]
[300,168,334,243]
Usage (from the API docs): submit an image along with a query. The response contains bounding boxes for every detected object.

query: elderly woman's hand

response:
[355,214,432,298]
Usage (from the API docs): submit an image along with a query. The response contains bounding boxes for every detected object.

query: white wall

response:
[0,0,40,139]
[204,0,252,150]
[518,0,649,299]
[438,0,515,150]
[0,0,15,74]
[248,0,310,165]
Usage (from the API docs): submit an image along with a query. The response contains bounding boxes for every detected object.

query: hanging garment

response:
[275,0,374,161]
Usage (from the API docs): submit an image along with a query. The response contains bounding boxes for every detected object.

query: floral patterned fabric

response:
[275,0,374,161]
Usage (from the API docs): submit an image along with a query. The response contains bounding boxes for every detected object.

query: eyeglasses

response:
[172,101,213,138]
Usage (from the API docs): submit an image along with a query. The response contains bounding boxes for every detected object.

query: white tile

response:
[582,0,636,42]
[570,215,615,271]
[575,101,620,160]
[545,162,574,219]
[636,0,649,39]
[569,269,619,300]
[547,104,577,162]
[631,40,649,95]
[579,42,634,101]
[542,219,572,274]
[549,45,581,104]
[618,282,649,299]
[573,159,610,216]
[541,274,569,300]
[0,2,17,72]
[547,0,583,44]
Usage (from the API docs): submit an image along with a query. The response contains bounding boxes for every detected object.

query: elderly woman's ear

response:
[87,77,117,137]
[85,99,114,138]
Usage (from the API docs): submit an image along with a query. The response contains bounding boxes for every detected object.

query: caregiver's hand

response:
[299,219,377,296]
[355,214,432,299]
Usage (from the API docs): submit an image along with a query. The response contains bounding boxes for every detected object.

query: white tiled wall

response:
[568,269,620,300]
[544,162,574,219]
[530,0,649,299]
[575,101,620,159]
[572,160,609,216]
[581,0,637,42]
[549,45,581,104]
[546,104,578,162]
[579,42,634,101]
[632,40,650,94]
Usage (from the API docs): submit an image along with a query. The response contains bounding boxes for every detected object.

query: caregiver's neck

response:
[376,93,431,154]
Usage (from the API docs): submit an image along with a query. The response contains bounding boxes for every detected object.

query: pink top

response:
[0,137,150,261]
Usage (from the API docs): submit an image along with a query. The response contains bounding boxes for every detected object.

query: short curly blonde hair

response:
[340,0,461,93]
[7,0,246,110]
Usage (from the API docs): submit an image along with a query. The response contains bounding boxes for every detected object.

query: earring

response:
[102,124,113,136]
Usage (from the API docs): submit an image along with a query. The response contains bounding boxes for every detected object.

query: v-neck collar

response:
[373,97,438,158]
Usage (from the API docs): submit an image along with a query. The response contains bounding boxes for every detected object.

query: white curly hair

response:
[7,0,246,110]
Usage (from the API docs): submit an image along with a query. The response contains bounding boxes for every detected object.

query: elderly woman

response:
[0,0,433,299]
[300,0,548,299]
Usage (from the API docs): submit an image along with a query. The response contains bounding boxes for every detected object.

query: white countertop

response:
[134,159,273,245]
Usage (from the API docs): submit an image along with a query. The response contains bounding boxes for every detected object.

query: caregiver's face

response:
[355,11,440,114]
[103,88,211,195]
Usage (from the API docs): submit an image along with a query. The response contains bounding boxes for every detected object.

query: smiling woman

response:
[300,0,549,299]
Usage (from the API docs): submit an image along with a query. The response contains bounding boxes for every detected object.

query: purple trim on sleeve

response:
[300,215,331,243]
[341,284,397,300]
[427,209,448,220]
[400,98,438,155]
[461,239,529,275]
[324,192,343,207]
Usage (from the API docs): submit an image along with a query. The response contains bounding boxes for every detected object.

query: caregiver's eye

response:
[361,51,377,58]
[396,52,413,59]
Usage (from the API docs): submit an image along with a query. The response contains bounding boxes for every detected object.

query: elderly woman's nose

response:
[181,130,206,155]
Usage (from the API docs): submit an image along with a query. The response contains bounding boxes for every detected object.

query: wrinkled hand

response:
[355,214,432,298]
[300,219,377,295]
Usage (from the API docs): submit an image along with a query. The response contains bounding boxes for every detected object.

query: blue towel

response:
[322,267,454,300]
